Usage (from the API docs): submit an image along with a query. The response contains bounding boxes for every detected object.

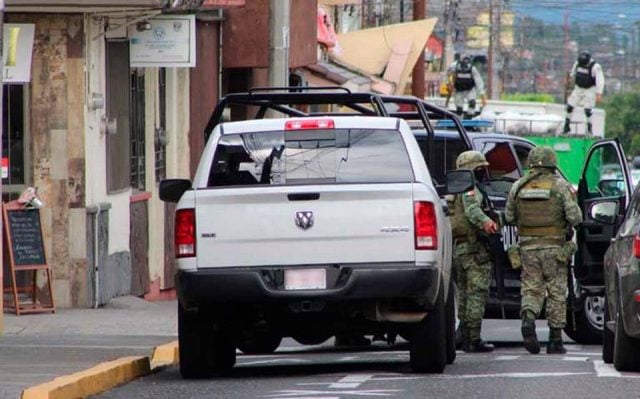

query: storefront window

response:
[2,84,26,189]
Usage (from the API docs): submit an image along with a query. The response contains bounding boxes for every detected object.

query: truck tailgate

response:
[194,184,415,268]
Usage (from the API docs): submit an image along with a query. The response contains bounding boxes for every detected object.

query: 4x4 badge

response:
[295,211,314,230]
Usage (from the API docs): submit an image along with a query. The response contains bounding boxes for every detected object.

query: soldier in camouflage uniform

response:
[450,151,498,353]
[505,146,582,354]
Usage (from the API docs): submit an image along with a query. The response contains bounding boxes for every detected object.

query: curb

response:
[21,340,179,399]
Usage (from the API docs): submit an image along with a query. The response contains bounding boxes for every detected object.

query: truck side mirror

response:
[445,170,475,195]
[159,179,192,203]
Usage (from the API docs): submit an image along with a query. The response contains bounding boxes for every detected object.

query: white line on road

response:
[263,389,400,397]
[433,372,592,379]
[562,356,589,362]
[495,355,520,361]
[594,360,622,377]
[329,374,373,388]
[240,358,311,366]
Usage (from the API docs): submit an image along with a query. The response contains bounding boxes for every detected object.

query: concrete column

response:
[268,0,290,89]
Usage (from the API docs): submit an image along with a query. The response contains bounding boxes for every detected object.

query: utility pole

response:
[563,12,570,103]
[268,0,290,90]
[412,0,425,98]
[487,0,501,99]
[487,0,494,99]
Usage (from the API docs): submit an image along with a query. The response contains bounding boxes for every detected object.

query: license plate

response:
[284,268,326,290]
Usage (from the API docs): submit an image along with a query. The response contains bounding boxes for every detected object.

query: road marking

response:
[495,355,520,361]
[433,372,591,379]
[594,360,622,377]
[263,389,401,397]
[562,356,589,362]
[329,374,373,388]
[240,358,311,366]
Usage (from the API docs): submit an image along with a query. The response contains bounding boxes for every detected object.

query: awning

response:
[330,18,437,95]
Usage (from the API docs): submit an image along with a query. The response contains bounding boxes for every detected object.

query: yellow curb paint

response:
[21,356,150,399]
[150,340,179,368]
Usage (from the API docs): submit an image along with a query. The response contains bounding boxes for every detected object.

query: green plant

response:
[500,93,556,103]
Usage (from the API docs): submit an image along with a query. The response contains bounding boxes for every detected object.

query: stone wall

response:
[8,13,88,307]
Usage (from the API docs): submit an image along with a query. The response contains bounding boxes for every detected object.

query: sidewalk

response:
[0,296,178,399]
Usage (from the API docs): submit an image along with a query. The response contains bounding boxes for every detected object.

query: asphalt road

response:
[91,320,640,399]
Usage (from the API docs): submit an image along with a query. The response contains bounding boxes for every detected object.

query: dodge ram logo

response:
[295,211,314,230]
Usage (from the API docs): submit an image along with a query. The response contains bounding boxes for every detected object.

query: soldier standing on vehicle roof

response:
[449,151,498,353]
[450,56,487,119]
[505,146,582,354]
[563,51,605,136]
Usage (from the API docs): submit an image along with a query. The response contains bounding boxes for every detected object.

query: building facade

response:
[2,0,318,309]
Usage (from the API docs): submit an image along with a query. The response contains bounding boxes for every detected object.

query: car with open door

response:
[595,144,640,370]
[571,139,632,349]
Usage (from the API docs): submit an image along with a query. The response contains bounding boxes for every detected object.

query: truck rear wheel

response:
[178,303,236,378]
[410,283,446,373]
[445,278,457,365]
[237,332,282,354]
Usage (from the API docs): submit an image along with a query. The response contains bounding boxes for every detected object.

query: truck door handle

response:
[287,193,320,201]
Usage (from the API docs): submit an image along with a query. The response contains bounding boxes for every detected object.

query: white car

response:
[161,116,456,378]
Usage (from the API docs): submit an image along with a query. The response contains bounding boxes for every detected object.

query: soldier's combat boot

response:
[546,328,567,354]
[463,327,495,353]
[521,319,540,354]
[466,339,495,353]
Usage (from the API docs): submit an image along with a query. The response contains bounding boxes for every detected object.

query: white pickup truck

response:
[160,115,457,378]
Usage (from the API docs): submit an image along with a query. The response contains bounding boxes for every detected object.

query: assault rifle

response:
[477,190,509,304]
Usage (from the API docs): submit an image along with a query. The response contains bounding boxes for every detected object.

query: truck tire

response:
[602,298,614,364]
[613,299,640,371]
[445,278,457,365]
[410,282,446,373]
[237,332,282,354]
[292,333,331,346]
[178,303,236,378]
[563,296,604,345]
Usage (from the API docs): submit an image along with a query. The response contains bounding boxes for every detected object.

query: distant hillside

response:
[512,0,640,27]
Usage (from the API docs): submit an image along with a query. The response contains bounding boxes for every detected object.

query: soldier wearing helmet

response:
[449,55,487,119]
[450,150,498,353]
[505,146,582,354]
[563,51,605,135]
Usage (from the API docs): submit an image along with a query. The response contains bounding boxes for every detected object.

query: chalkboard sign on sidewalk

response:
[6,208,46,266]
[2,201,55,315]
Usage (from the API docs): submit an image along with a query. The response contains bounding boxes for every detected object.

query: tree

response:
[603,90,640,156]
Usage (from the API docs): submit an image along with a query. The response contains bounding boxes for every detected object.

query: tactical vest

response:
[449,192,480,241]
[515,175,567,236]
[575,62,596,89]
[454,63,475,91]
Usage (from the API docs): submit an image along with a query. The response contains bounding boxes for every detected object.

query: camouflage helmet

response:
[456,150,489,170]
[528,146,557,169]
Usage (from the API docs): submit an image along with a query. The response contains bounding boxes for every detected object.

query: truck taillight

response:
[414,201,438,250]
[634,234,640,258]
[175,209,196,258]
[284,119,335,130]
